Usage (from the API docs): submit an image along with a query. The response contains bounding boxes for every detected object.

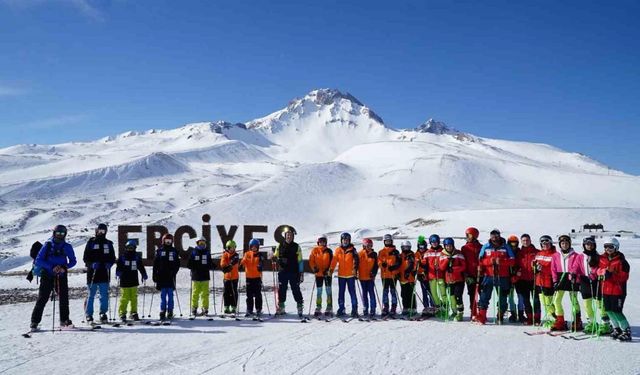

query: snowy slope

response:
[0,88,639,270]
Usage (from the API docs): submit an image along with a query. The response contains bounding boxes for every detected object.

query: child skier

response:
[597,238,631,341]
[358,238,378,319]
[30,225,77,331]
[241,238,264,318]
[550,235,584,331]
[188,236,214,317]
[330,232,359,318]
[220,240,240,315]
[398,241,417,318]
[534,235,556,327]
[152,233,180,321]
[116,239,148,322]
[378,234,401,318]
[308,235,334,318]
[580,236,611,335]
[514,234,537,325]
[427,234,446,318]
[83,223,116,324]
[415,235,435,318]
[461,227,482,321]
[439,238,466,321]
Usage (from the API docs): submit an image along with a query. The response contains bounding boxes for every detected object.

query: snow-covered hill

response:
[1,88,639,268]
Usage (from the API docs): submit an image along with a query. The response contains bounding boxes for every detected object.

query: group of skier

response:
[27,224,632,342]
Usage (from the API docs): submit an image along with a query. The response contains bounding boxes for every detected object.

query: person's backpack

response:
[26,241,43,282]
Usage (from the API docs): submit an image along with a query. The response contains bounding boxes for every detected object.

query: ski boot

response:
[350,309,359,318]
[60,319,74,328]
[524,314,533,326]
[611,327,623,340]
[496,311,505,325]
[191,308,198,317]
[617,328,632,342]
[598,322,613,335]
[203,309,208,316]
[571,313,583,331]
[518,309,525,323]
[275,303,286,316]
[454,312,463,322]
[476,309,487,325]
[131,313,140,321]
[167,310,174,320]
[85,315,93,323]
[99,313,108,324]
[381,304,389,318]
[297,303,304,319]
[230,306,237,315]
[550,315,567,331]
[120,314,127,323]
[245,311,253,318]
[256,310,263,318]
[224,306,231,315]
[421,308,430,319]
[401,308,409,317]
[314,307,322,319]
[159,310,166,321]
[583,320,596,334]
[390,304,397,318]
[508,311,518,323]
[533,313,541,326]
[336,308,346,317]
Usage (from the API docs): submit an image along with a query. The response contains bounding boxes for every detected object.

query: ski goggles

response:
[163,239,173,245]
[540,239,551,244]
[196,240,206,246]
[604,244,616,250]
[54,231,67,237]
[96,229,107,235]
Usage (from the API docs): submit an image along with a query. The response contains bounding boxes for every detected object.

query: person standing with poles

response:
[550,235,584,331]
[427,234,446,319]
[415,235,434,318]
[534,235,557,327]
[188,236,214,318]
[476,229,515,325]
[330,232,360,319]
[398,241,417,318]
[83,223,116,324]
[308,235,334,318]
[439,238,466,321]
[29,225,77,331]
[597,238,631,341]
[272,228,304,317]
[514,234,537,325]
[116,239,148,323]
[461,227,482,321]
[357,238,378,320]
[220,240,240,316]
[241,239,265,319]
[378,234,401,318]
[152,233,180,321]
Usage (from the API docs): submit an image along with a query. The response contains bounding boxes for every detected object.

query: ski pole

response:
[373,281,383,313]
[52,274,57,333]
[211,268,217,316]
[173,277,183,317]
[83,266,98,323]
[271,259,278,313]
[261,276,271,316]
[114,278,120,321]
[141,281,146,320]
[307,274,317,318]
[233,277,241,319]
[148,288,155,318]
[355,276,365,316]
[189,271,193,316]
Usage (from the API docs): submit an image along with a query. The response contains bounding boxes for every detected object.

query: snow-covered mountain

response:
[1,88,639,269]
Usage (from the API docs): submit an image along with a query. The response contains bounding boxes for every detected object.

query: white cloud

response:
[14,114,89,130]
[0,0,105,21]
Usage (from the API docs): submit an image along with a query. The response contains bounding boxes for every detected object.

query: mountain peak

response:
[416,119,457,134]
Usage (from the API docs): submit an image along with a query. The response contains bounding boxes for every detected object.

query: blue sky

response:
[1,0,638,174]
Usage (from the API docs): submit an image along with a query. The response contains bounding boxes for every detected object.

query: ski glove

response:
[312,267,319,274]
[465,277,475,284]
[417,273,425,281]
[26,270,34,282]
[116,271,122,278]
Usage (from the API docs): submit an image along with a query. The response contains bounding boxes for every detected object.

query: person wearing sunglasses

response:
[82,223,116,324]
[152,233,181,321]
[596,238,631,341]
[550,235,584,332]
[30,225,78,331]
[534,235,556,327]
[476,229,515,325]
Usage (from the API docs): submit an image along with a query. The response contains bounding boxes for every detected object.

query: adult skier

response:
[83,223,116,324]
[273,228,304,317]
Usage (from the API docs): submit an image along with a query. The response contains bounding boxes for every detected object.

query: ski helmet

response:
[317,235,328,245]
[52,224,67,240]
[521,233,531,240]
[196,236,207,247]
[125,239,137,250]
[383,234,393,246]
[443,237,455,247]
[249,238,261,249]
[225,240,237,249]
[582,236,596,248]
[417,235,427,245]
[95,223,108,236]
[490,229,501,236]
[539,235,553,245]
[161,233,174,244]
[340,232,351,243]
[507,235,519,244]
[465,227,479,239]
[429,234,440,245]
[282,227,296,238]
[400,240,411,251]
[558,235,571,245]
[363,238,373,248]
[603,237,620,251]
